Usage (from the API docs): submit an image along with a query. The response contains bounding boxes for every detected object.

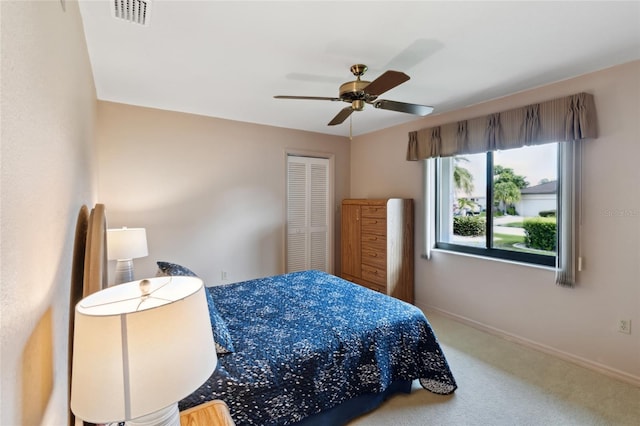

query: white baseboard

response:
[423,305,640,388]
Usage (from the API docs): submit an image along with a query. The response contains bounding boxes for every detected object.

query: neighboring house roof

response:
[521,180,557,194]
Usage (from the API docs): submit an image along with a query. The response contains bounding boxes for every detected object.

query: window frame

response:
[433,147,558,268]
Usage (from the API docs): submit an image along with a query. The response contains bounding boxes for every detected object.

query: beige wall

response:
[96,102,350,286]
[1,1,96,425]
[351,60,640,383]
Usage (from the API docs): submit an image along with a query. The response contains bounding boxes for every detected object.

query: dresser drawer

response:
[361,263,387,286]
[343,274,385,294]
[361,232,385,245]
[361,205,386,219]
[361,246,387,269]
[341,274,380,290]
[362,281,386,294]
[361,218,385,235]
[361,245,385,264]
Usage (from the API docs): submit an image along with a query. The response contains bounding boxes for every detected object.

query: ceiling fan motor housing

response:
[339,80,375,103]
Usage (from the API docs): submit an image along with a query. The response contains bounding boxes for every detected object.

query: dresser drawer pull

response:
[369,253,378,257]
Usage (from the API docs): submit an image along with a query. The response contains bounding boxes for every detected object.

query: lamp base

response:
[125,403,179,426]
[114,259,134,285]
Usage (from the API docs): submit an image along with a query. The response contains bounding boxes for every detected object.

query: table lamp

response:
[107,227,148,284]
[70,276,217,426]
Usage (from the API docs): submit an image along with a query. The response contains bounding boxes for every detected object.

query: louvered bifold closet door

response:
[286,156,330,273]
[287,160,307,272]
[309,163,328,270]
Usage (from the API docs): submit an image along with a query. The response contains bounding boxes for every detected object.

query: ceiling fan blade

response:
[274,95,341,101]
[328,107,354,126]
[373,99,434,116]
[363,70,410,96]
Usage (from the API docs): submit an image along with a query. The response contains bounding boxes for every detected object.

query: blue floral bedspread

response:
[179,270,456,425]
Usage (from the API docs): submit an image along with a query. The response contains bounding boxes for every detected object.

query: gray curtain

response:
[556,141,581,287]
[407,92,597,161]
[521,104,540,143]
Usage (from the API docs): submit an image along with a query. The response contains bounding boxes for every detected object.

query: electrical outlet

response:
[618,319,631,334]
[221,271,228,281]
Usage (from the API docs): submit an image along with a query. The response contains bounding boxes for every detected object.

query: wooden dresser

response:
[340,199,414,304]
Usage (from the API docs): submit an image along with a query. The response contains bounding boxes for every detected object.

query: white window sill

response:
[424,247,557,272]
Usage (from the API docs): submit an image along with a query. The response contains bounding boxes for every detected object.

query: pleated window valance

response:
[406,92,597,161]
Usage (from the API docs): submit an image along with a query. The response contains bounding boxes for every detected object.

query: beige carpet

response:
[350,311,640,426]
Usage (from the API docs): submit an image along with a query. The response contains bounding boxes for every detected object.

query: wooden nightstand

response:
[179,400,235,426]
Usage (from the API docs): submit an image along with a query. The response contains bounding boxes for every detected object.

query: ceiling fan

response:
[274,64,434,126]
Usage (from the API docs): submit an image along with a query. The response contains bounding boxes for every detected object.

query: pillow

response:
[156,261,234,354]
[156,261,198,277]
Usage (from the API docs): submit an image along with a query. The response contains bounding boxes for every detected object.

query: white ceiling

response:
[78,1,640,137]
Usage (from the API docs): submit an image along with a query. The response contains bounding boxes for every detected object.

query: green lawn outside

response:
[498,221,524,228]
[493,233,555,255]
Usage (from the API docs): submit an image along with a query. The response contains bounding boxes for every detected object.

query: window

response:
[413,93,593,285]
[435,143,559,266]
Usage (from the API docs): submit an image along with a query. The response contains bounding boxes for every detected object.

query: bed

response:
[68,204,108,426]
[173,267,457,425]
[70,204,457,426]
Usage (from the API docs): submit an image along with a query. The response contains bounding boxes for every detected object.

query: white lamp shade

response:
[107,228,148,260]
[71,276,217,423]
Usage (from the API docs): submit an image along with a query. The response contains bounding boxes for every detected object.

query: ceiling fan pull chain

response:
[349,115,353,140]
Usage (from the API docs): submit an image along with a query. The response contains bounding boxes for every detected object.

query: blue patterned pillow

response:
[156,261,198,277]
[156,261,234,354]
